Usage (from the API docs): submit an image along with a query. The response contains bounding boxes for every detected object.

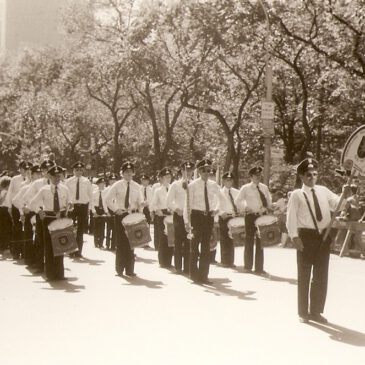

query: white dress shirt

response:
[104,179,143,213]
[65,176,93,205]
[286,184,342,239]
[140,185,153,207]
[217,186,240,216]
[29,183,72,213]
[183,177,220,223]
[22,178,49,212]
[166,179,189,212]
[235,181,272,214]
[12,183,31,215]
[151,184,170,211]
[4,174,28,208]
[92,188,108,214]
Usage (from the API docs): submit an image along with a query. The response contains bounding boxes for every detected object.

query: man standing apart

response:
[104,162,143,277]
[66,161,94,258]
[184,159,220,284]
[235,166,272,275]
[286,158,351,323]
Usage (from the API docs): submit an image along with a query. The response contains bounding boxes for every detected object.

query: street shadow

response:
[135,256,157,265]
[70,257,104,266]
[308,322,365,347]
[262,273,297,285]
[121,275,164,289]
[40,277,85,293]
[200,277,257,301]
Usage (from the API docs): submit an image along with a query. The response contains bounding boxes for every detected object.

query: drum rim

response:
[122,212,145,225]
[228,217,245,227]
[48,217,74,231]
[255,214,277,225]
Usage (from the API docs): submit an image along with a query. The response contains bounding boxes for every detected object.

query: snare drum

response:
[48,218,78,257]
[163,215,174,247]
[255,215,281,247]
[122,213,151,248]
[227,217,245,246]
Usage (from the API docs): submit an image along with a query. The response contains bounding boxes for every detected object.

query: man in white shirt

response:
[105,173,118,251]
[235,166,272,275]
[286,158,351,324]
[167,161,194,274]
[184,159,220,284]
[151,167,173,268]
[29,165,72,281]
[151,172,163,250]
[66,161,94,258]
[5,161,32,260]
[92,177,109,248]
[140,174,153,225]
[104,162,143,277]
[217,172,240,268]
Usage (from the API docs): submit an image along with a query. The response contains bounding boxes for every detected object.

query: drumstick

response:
[323,168,356,242]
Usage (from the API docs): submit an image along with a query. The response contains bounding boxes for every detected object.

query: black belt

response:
[44,210,66,217]
[246,212,261,216]
[74,203,88,206]
[191,209,214,216]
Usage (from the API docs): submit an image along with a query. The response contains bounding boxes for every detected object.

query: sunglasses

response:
[201,168,211,173]
[305,172,318,178]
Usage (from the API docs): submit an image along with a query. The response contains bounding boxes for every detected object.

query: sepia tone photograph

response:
[0,1,364,364]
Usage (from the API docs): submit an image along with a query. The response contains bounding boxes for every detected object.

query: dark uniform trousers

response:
[93,207,105,248]
[244,213,263,271]
[219,217,234,266]
[297,228,331,317]
[153,215,160,250]
[190,211,214,281]
[143,206,151,225]
[0,207,12,252]
[42,213,65,280]
[114,213,135,275]
[23,213,35,266]
[106,208,116,250]
[173,213,189,272]
[71,203,88,255]
[10,205,23,259]
[33,214,45,271]
[156,215,173,267]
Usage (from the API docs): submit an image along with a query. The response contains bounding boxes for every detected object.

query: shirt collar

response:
[301,184,316,194]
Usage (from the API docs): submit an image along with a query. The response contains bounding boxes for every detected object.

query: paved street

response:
[1,236,365,365]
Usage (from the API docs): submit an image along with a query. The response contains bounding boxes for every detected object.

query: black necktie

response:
[228,189,238,215]
[98,191,103,208]
[204,182,210,213]
[54,186,60,212]
[166,186,168,193]
[144,187,147,200]
[76,178,80,200]
[257,185,268,208]
[125,182,130,209]
[311,188,322,221]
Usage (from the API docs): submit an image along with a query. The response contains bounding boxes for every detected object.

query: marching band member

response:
[217,172,239,268]
[151,171,163,250]
[4,161,32,260]
[104,162,143,277]
[184,159,220,284]
[235,166,272,275]
[140,174,153,225]
[166,162,194,274]
[66,161,94,258]
[29,165,72,281]
[208,168,219,264]
[286,158,351,323]
[12,164,43,266]
[151,167,173,268]
[0,176,12,255]
[21,159,54,273]
[92,177,109,248]
[105,173,118,251]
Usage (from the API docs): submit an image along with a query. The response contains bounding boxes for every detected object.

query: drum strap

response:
[303,192,321,236]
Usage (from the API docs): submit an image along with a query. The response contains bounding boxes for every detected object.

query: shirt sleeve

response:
[29,189,44,213]
[235,186,246,212]
[166,183,177,211]
[286,191,300,239]
[104,184,118,213]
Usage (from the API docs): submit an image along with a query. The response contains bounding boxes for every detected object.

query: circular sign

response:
[341,125,365,176]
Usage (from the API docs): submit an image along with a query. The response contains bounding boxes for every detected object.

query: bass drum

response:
[255,215,281,247]
[48,218,78,257]
[227,217,245,246]
[122,213,151,248]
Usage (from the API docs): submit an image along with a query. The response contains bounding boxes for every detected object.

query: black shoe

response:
[309,313,328,324]
[242,268,252,273]
[299,315,309,323]
[125,272,137,277]
[200,279,213,285]
[32,268,44,274]
[254,270,268,276]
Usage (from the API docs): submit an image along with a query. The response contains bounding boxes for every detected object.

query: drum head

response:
[122,213,145,225]
[48,218,73,231]
[228,217,245,228]
[255,215,277,226]
[164,215,173,224]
